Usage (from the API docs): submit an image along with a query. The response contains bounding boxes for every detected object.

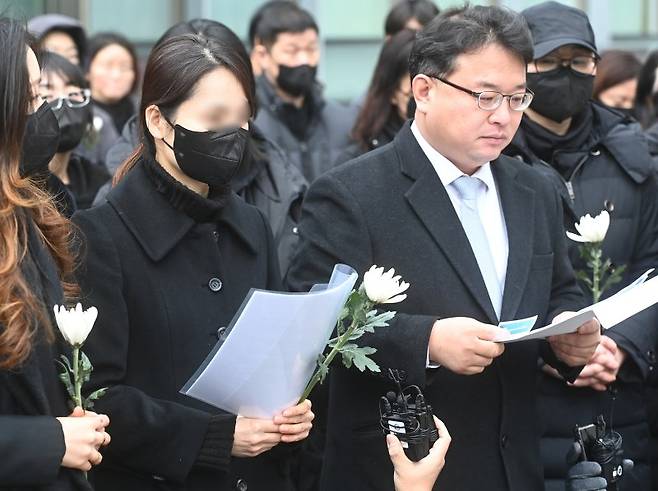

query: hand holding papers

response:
[495,269,658,343]
[180,264,411,418]
[181,264,358,418]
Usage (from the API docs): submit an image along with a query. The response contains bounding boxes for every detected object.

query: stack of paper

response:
[180,264,358,418]
[494,269,658,343]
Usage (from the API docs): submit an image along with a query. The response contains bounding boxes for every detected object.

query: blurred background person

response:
[28,13,86,66]
[337,29,415,164]
[0,16,111,489]
[248,0,291,78]
[384,0,438,37]
[250,0,356,183]
[634,50,658,129]
[593,50,641,113]
[38,51,110,214]
[85,32,138,135]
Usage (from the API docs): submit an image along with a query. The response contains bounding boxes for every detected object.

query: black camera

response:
[574,415,625,490]
[379,380,438,462]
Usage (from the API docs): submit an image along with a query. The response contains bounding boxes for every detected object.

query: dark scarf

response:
[520,106,593,178]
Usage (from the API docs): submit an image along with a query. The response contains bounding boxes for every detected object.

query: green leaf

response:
[317,363,329,384]
[56,359,75,400]
[363,311,396,329]
[351,346,380,372]
[79,351,94,384]
[58,354,73,374]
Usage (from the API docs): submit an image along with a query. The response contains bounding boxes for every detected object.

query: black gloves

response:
[565,442,607,491]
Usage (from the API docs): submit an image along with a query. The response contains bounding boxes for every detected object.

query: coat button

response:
[217,326,227,340]
[212,231,219,241]
[590,148,601,156]
[648,350,656,363]
[501,434,509,448]
[208,277,223,292]
[236,478,248,490]
[292,226,299,235]
[604,200,615,213]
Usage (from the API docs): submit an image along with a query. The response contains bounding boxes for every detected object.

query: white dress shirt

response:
[410,122,509,367]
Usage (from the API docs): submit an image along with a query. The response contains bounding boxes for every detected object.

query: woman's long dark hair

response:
[351,29,415,151]
[114,24,256,183]
[635,50,658,128]
[0,17,77,369]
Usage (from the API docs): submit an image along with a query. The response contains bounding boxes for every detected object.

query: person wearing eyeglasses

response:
[287,5,601,490]
[38,51,110,215]
[502,2,658,490]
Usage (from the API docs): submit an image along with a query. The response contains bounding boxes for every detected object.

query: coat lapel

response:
[397,125,498,324]
[493,158,536,321]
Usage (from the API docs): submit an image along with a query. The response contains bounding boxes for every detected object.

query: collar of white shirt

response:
[410,120,495,191]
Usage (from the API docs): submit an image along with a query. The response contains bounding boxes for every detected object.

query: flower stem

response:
[591,245,602,303]
[72,346,83,409]
[299,319,357,402]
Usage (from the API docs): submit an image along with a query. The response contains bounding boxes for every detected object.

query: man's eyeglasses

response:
[533,55,598,75]
[44,89,92,111]
[430,77,534,112]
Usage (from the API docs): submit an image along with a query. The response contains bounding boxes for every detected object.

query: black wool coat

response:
[72,159,293,491]
[0,220,90,491]
[287,122,586,491]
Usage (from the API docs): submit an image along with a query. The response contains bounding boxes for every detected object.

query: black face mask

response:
[527,67,594,123]
[276,64,317,97]
[20,101,60,178]
[163,122,249,188]
[55,104,92,153]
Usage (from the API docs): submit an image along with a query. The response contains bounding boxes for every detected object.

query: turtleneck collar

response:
[141,154,230,223]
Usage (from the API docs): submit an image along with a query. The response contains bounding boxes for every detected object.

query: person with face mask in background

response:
[0,17,112,490]
[593,50,642,115]
[503,2,658,490]
[37,52,110,215]
[250,0,357,183]
[71,32,314,491]
[337,29,416,165]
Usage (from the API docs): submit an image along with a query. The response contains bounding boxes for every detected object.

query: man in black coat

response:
[502,3,658,489]
[287,5,601,491]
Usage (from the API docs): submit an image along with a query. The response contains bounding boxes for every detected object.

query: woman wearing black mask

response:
[0,17,111,490]
[38,51,110,214]
[72,33,314,491]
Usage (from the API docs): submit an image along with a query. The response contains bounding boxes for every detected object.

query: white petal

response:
[566,231,589,243]
[382,294,407,304]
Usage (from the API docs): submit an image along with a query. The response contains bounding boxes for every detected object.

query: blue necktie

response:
[451,175,503,319]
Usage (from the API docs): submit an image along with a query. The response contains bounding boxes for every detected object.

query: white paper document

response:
[180,264,358,418]
[495,269,658,343]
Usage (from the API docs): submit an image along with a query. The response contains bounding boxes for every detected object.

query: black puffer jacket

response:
[505,102,658,491]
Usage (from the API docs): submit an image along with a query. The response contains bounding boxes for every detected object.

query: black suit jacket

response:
[286,122,586,491]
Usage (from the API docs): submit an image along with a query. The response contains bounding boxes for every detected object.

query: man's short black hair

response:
[249,1,318,48]
[409,4,533,79]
